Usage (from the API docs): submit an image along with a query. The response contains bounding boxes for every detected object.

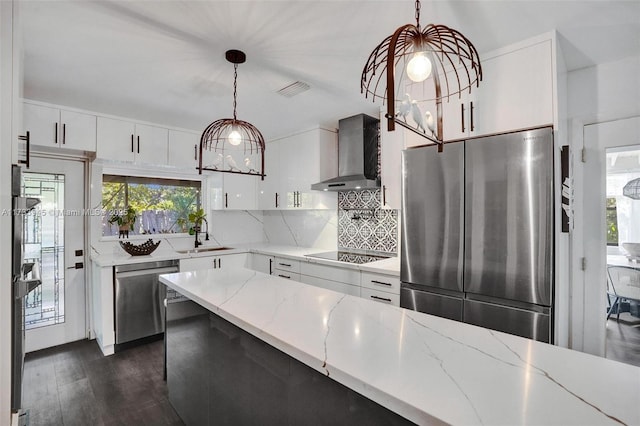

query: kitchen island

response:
[160,268,639,425]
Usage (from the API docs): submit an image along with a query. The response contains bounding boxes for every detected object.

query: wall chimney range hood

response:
[311,114,380,192]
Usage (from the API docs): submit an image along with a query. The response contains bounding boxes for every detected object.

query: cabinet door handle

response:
[218,258,221,268]
[55,122,58,144]
[194,144,197,161]
[278,274,291,279]
[278,263,291,267]
[371,280,392,287]
[225,193,228,208]
[131,134,134,152]
[275,193,279,208]
[137,136,140,153]
[370,295,392,303]
[269,258,273,275]
[382,185,387,206]
[62,123,66,144]
[18,131,30,169]
[213,259,216,269]
[461,103,465,133]
[470,101,474,132]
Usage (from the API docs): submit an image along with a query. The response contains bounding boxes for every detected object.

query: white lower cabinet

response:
[250,253,274,275]
[180,253,248,272]
[361,272,400,294]
[361,288,400,306]
[273,257,301,274]
[273,271,301,281]
[299,275,360,297]
[248,253,399,303]
[300,262,360,286]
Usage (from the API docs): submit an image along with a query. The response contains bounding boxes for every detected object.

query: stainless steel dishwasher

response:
[114,260,179,348]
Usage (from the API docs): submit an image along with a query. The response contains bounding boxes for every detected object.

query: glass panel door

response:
[22,173,65,329]
[22,156,86,352]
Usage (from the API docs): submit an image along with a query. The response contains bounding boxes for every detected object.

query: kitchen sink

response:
[176,247,233,254]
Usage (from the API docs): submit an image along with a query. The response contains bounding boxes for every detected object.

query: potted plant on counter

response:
[108,206,137,238]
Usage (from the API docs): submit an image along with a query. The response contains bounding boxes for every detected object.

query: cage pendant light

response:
[361,0,482,151]
[623,178,640,200]
[199,50,265,179]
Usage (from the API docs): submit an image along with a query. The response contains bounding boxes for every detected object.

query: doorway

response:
[581,116,640,366]
[21,155,87,352]
[604,146,640,365]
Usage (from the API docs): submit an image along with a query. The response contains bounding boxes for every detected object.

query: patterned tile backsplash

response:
[338,189,398,254]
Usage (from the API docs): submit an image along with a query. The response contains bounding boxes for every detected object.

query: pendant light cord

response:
[233,63,238,120]
[415,0,421,30]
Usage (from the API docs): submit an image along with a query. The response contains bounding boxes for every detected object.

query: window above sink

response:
[101,174,201,237]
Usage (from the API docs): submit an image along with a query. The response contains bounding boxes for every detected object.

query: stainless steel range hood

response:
[311,114,380,192]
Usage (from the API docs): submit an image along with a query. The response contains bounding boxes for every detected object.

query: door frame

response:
[573,116,640,356]
[26,152,90,350]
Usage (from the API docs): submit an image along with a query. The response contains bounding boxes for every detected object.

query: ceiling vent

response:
[277,81,310,98]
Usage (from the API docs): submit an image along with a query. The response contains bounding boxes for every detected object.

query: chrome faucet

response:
[194,218,209,248]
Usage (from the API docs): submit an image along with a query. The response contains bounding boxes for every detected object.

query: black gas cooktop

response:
[305,251,391,265]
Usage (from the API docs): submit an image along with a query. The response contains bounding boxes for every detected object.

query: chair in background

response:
[607,265,640,321]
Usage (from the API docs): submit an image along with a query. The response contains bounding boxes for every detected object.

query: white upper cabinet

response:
[260,128,337,210]
[168,130,200,170]
[23,102,97,152]
[441,38,554,141]
[97,117,168,165]
[222,173,258,210]
[379,108,402,210]
[258,141,280,209]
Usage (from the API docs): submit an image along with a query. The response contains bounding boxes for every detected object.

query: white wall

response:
[568,55,640,124]
[0,2,15,423]
[568,53,640,354]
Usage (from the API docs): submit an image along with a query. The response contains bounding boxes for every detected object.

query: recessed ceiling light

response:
[277,81,310,98]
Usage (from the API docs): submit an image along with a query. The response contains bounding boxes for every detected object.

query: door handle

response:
[269,258,273,275]
[131,134,134,152]
[225,193,228,208]
[55,122,58,144]
[137,136,140,153]
[194,144,197,161]
[470,101,474,132]
[382,185,387,206]
[275,193,279,208]
[218,258,221,268]
[461,103,465,133]
[67,262,84,270]
[62,123,66,144]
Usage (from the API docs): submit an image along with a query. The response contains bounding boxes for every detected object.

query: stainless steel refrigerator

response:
[11,165,42,413]
[400,127,554,343]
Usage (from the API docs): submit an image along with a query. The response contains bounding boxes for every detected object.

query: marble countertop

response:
[160,268,640,426]
[91,241,400,276]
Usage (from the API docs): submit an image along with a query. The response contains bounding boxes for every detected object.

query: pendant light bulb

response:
[228,128,242,146]
[406,52,432,82]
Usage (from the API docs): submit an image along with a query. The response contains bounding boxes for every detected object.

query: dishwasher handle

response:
[115,267,178,279]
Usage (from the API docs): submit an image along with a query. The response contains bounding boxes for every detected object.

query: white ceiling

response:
[20,1,640,141]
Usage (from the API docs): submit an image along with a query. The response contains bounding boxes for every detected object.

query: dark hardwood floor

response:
[606,313,640,367]
[23,339,184,426]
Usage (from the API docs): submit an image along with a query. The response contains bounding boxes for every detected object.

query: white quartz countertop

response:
[91,242,400,276]
[160,268,640,426]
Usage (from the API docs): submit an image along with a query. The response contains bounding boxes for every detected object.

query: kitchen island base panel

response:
[166,298,417,426]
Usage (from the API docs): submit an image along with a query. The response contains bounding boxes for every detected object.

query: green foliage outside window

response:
[102,175,201,236]
[606,197,618,246]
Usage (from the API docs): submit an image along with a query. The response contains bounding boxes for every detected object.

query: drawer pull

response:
[371,280,392,287]
[370,295,392,303]
[278,263,291,267]
[278,274,291,279]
